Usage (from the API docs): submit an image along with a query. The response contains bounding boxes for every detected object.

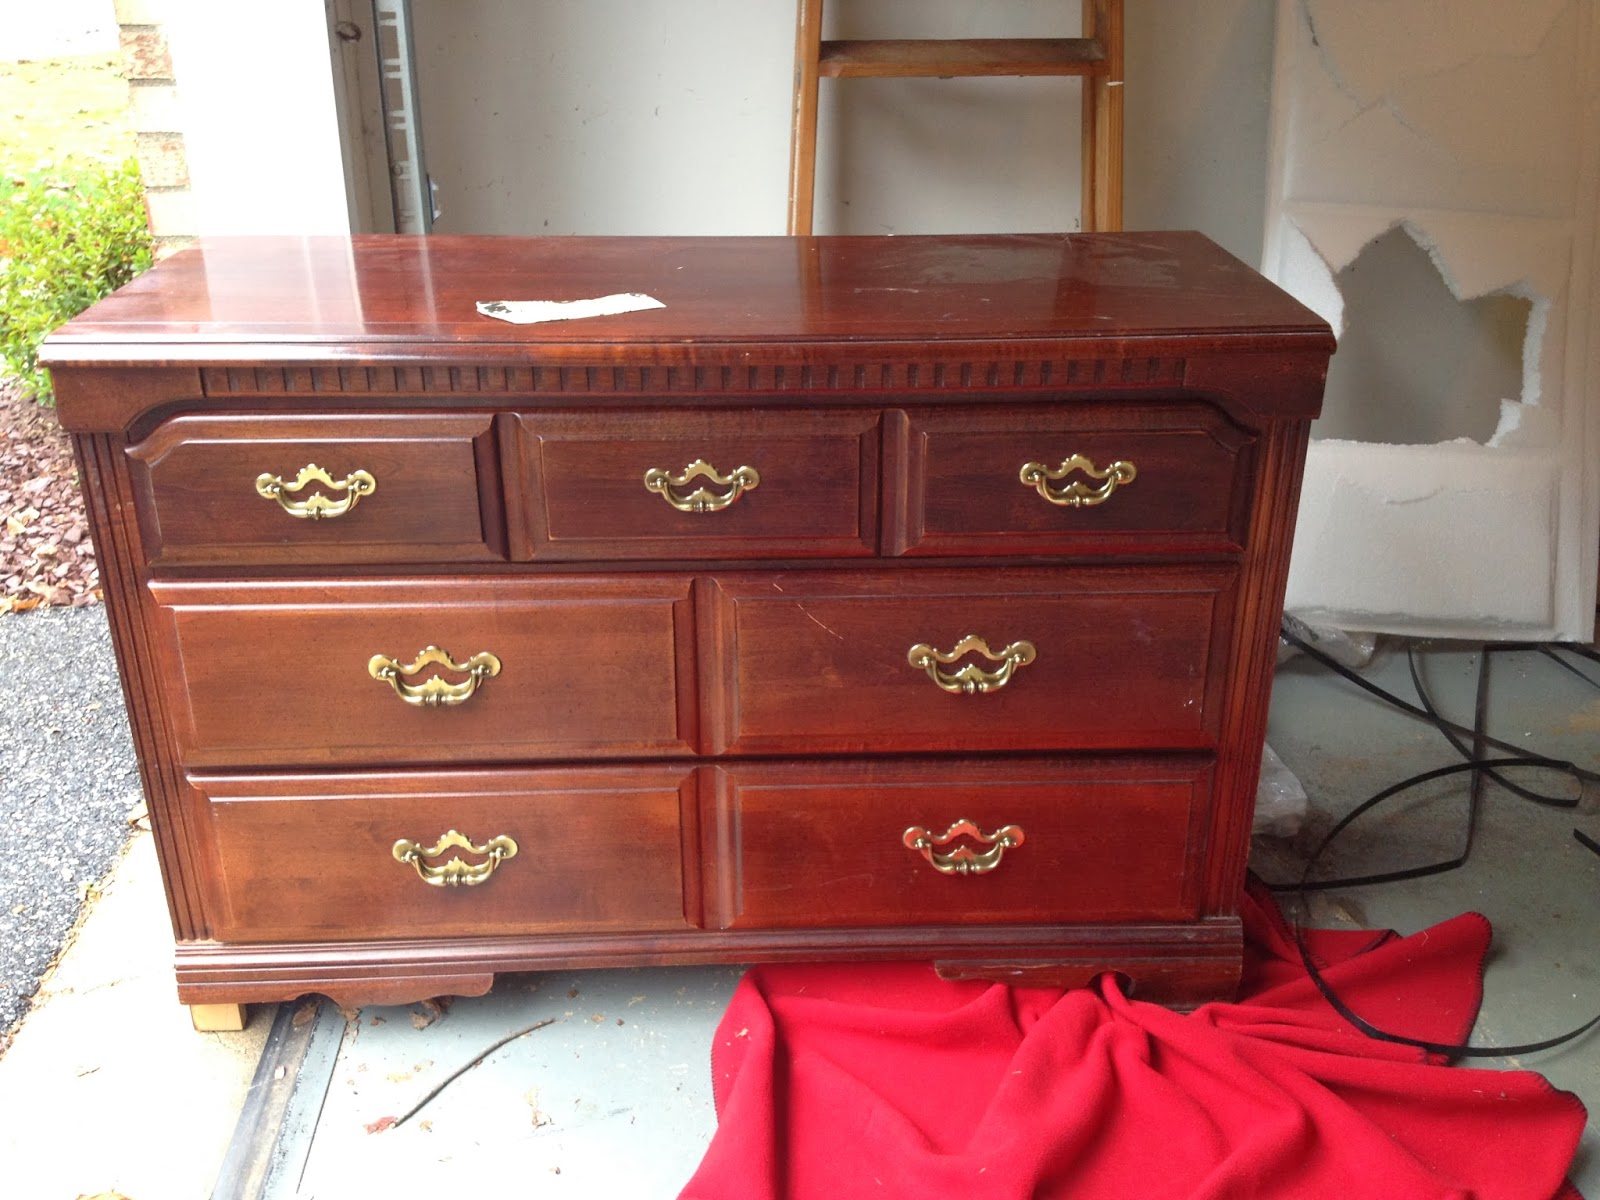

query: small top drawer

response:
[892,403,1256,556]
[517,409,879,560]
[127,412,503,565]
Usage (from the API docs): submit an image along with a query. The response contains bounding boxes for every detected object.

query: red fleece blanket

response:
[680,883,1587,1200]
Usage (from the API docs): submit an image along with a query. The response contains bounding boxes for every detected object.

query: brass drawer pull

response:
[643,458,760,513]
[904,819,1024,875]
[368,645,501,707]
[907,634,1036,695]
[255,463,377,519]
[1019,454,1136,507]
[393,829,518,887]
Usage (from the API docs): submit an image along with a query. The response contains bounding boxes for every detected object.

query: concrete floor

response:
[0,637,1594,1199]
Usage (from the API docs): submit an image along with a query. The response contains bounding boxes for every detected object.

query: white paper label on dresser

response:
[475,293,665,324]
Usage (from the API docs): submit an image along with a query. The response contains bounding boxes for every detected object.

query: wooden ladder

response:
[787,0,1123,236]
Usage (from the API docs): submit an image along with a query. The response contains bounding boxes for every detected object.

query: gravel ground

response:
[0,603,140,1043]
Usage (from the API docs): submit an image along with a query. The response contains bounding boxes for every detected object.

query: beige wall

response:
[401,0,1276,256]
[128,0,351,238]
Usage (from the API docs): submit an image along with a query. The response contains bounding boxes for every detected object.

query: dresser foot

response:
[190,1002,248,1032]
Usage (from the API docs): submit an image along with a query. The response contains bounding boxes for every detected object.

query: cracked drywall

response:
[1317,225,1530,445]
[1264,0,1598,638]
[1284,440,1561,633]
[1277,216,1553,448]
[1289,0,1582,217]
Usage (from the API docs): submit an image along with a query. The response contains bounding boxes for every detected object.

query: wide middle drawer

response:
[702,565,1236,754]
[151,577,696,768]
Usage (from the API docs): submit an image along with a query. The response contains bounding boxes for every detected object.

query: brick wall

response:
[114,0,191,254]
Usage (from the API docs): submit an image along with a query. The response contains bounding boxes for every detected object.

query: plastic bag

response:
[1253,742,1308,837]
[1278,613,1379,669]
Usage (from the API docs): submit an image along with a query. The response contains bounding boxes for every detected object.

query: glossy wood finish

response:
[517,408,878,560]
[42,233,1332,1013]
[150,577,696,768]
[42,234,1332,387]
[702,757,1209,930]
[895,402,1254,556]
[194,768,695,942]
[128,412,502,564]
[700,566,1234,756]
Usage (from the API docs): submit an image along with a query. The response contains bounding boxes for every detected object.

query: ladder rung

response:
[817,37,1106,79]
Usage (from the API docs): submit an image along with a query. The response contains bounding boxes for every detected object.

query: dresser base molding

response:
[171,918,1244,1011]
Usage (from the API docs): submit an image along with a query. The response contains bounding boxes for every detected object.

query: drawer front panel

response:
[704,566,1233,755]
[195,768,693,942]
[703,758,1208,929]
[152,577,695,768]
[518,409,878,559]
[893,403,1254,555]
[128,412,502,564]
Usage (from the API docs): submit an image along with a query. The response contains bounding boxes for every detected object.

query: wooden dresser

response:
[43,233,1332,1025]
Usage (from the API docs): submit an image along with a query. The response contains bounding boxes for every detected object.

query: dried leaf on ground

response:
[410,996,451,1030]
[1,378,98,613]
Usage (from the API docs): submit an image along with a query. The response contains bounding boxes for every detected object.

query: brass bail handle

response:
[368,646,501,707]
[903,819,1024,875]
[256,463,377,519]
[1019,454,1136,507]
[643,459,760,513]
[392,829,519,887]
[907,635,1036,695]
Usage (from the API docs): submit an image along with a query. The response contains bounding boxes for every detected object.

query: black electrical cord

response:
[1539,644,1600,691]
[1277,627,1600,786]
[1534,643,1600,859]
[1407,645,1576,807]
[1263,633,1599,1058]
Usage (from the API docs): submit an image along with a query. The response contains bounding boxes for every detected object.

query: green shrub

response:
[0,158,153,403]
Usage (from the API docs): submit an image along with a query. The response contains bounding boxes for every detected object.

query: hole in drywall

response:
[1314,225,1531,445]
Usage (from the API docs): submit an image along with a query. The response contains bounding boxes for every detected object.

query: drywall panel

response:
[1285,441,1559,635]
[1280,0,1581,218]
[1264,0,1599,641]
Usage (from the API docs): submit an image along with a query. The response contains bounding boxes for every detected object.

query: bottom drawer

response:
[702,757,1211,930]
[193,767,695,942]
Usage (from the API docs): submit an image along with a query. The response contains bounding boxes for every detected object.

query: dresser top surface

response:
[44,232,1331,360]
